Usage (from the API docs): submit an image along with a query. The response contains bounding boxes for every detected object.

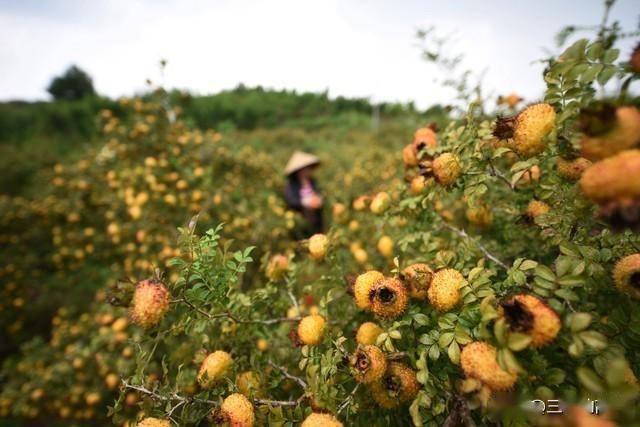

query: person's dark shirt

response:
[283,177,324,236]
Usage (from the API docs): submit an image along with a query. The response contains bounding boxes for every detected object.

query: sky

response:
[0,0,638,108]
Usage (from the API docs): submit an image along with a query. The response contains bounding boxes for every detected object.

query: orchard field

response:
[1,5,640,427]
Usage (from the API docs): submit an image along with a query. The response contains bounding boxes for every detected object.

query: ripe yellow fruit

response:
[465,204,493,228]
[413,127,437,149]
[84,392,101,406]
[377,235,394,258]
[461,342,517,391]
[581,106,640,160]
[308,234,329,260]
[332,202,347,223]
[556,156,592,181]
[402,144,419,167]
[370,277,409,319]
[353,248,368,264]
[401,263,433,300]
[432,153,461,186]
[513,103,556,157]
[370,362,419,408]
[301,413,343,427]
[356,322,384,345]
[236,372,262,397]
[198,351,232,388]
[218,393,254,427]
[256,338,268,352]
[130,280,170,329]
[105,373,119,390]
[297,315,326,346]
[354,270,384,310]
[370,191,391,214]
[526,200,550,219]
[351,345,387,384]
[580,150,640,203]
[409,175,428,195]
[428,269,464,312]
[137,418,170,427]
[613,253,640,299]
[112,317,128,332]
[352,195,370,211]
[501,294,561,347]
[265,254,288,281]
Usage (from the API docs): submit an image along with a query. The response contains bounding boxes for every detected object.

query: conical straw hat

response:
[284,151,320,175]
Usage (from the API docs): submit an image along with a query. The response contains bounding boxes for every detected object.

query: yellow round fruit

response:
[409,175,428,195]
[370,192,391,214]
[432,153,461,186]
[513,103,556,157]
[370,277,409,319]
[351,345,387,384]
[301,412,343,427]
[377,235,394,258]
[265,254,289,281]
[613,253,640,299]
[308,234,329,261]
[460,342,517,391]
[105,373,119,390]
[137,418,170,427]
[353,248,368,265]
[297,315,326,346]
[354,270,384,310]
[130,279,170,329]
[356,322,384,346]
[218,393,254,427]
[370,362,419,408]
[428,269,464,312]
[526,200,550,219]
[402,144,419,167]
[556,156,592,181]
[501,294,561,347]
[580,150,640,203]
[256,339,268,352]
[413,127,437,149]
[198,351,232,388]
[581,106,640,160]
[401,263,433,300]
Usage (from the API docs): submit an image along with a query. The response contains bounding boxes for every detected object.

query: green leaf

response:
[603,48,620,64]
[576,367,604,393]
[413,313,429,326]
[508,333,532,352]
[581,63,603,83]
[520,260,538,271]
[448,341,461,365]
[535,265,556,281]
[586,42,604,60]
[560,39,588,61]
[438,332,454,348]
[555,288,579,301]
[597,66,616,85]
[428,345,440,361]
[579,331,607,349]
[569,313,592,332]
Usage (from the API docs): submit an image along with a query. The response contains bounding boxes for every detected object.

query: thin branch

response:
[441,222,509,270]
[254,395,306,408]
[337,383,360,414]
[173,298,301,325]
[268,360,307,389]
[386,352,409,360]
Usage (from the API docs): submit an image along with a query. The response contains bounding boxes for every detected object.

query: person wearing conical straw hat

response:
[284,151,324,237]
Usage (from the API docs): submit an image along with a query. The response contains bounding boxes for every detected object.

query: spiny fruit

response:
[370,277,409,319]
[581,106,640,160]
[402,144,419,167]
[308,234,329,260]
[356,322,383,345]
[351,345,387,384]
[301,413,343,427]
[580,150,640,203]
[612,253,640,299]
[354,270,384,310]
[465,203,493,228]
[377,235,394,258]
[526,200,550,219]
[409,175,428,195]
[198,350,233,388]
[137,418,170,427]
[297,314,326,345]
[501,294,561,347]
[432,153,461,186]
[370,191,391,214]
[428,268,464,312]
[512,103,556,157]
[130,279,170,329]
[265,254,288,281]
[370,362,419,408]
[460,342,517,391]
[556,156,592,180]
[413,127,437,151]
[401,263,433,300]
[216,393,254,427]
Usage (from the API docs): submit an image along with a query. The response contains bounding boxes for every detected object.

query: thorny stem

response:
[173,298,301,325]
[337,383,360,414]
[123,381,304,409]
[486,158,515,191]
[268,360,308,389]
[441,222,510,270]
